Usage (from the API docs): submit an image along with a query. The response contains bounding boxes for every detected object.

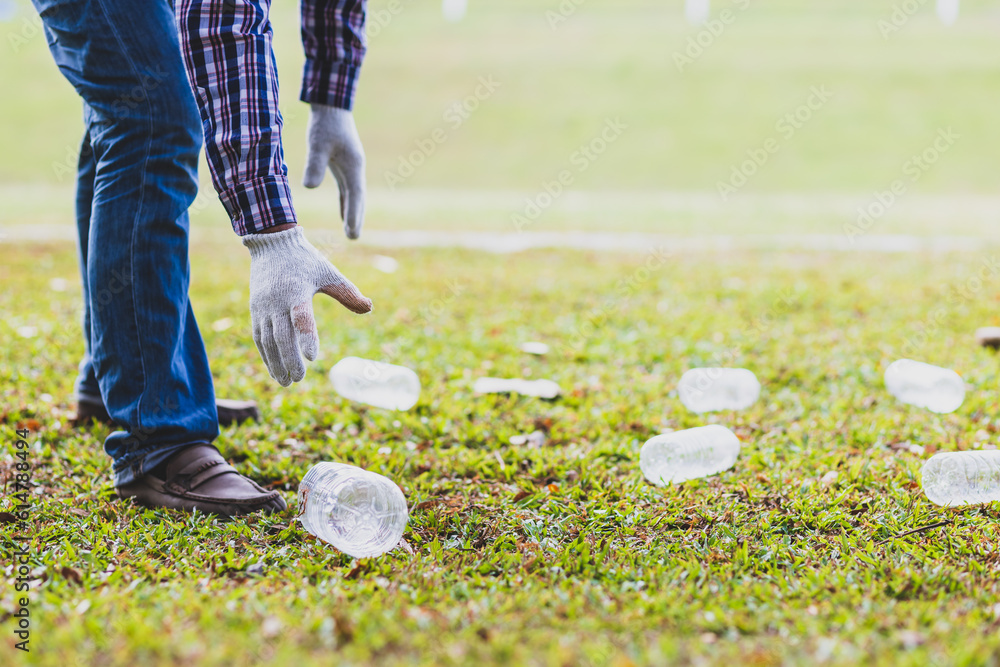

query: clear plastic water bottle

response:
[677,368,760,413]
[640,425,741,486]
[297,462,409,558]
[921,451,1000,507]
[884,359,964,414]
[330,357,420,411]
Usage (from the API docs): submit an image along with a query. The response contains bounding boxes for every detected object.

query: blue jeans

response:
[33,0,220,485]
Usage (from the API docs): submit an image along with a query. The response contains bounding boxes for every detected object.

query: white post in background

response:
[685,0,710,25]
[937,0,959,25]
[0,0,18,21]
[443,0,467,22]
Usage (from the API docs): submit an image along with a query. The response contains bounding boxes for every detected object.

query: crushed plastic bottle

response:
[921,451,1000,507]
[519,341,550,356]
[330,357,420,411]
[677,368,760,413]
[640,425,741,486]
[298,462,409,558]
[975,326,1000,349]
[473,377,561,399]
[884,359,964,414]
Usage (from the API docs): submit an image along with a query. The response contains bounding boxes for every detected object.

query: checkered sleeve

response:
[175,0,296,235]
[300,0,367,110]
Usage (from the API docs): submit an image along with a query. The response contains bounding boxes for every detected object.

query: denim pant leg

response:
[33,0,219,485]
[73,130,102,405]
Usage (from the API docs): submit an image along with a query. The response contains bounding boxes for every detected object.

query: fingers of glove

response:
[272,315,307,385]
[291,302,320,362]
[319,272,373,314]
[331,158,366,240]
[252,318,270,375]
[258,318,290,386]
[303,131,331,189]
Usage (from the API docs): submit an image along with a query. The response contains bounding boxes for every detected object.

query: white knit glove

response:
[303,105,366,240]
[242,226,372,386]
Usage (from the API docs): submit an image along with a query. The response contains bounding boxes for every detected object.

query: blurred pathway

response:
[0,224,991,253]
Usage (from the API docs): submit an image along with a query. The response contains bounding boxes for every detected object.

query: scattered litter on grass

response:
[519,341,549,355]
[677,368,760,413]
[331,357,421,410]
[640,425,740,486]
[508,430,547,448]
[262,616,282,638]
[921,451,1000,506]
[372,255,400,273]
[49,277,69,292]
[474,377,561,399]
[888,441,925,456]
[884,359,964,414]
[975,326,1000,349]
[896,630,925,650]
[16,325,37,338]
[212,317,234,332]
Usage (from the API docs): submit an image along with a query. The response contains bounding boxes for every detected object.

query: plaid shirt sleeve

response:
[300,0,367,110]
[175,0,367,235]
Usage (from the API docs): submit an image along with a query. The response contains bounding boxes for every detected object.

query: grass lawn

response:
[2,240,1000,665]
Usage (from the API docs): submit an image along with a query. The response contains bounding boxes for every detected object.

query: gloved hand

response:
[303,105,366,240]
[242,226,372,386]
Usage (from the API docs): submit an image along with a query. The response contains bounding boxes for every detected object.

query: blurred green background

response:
[1,0,998,234]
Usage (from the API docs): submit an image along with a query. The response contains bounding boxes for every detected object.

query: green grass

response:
[3,241,1000,665]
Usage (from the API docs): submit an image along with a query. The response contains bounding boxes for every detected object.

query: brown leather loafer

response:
[116,444,286,516]
[72,397,259,428]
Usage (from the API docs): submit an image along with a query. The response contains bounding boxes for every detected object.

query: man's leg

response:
[71,130,104,414]
[71,117,257,430]
[32,0,282,514]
